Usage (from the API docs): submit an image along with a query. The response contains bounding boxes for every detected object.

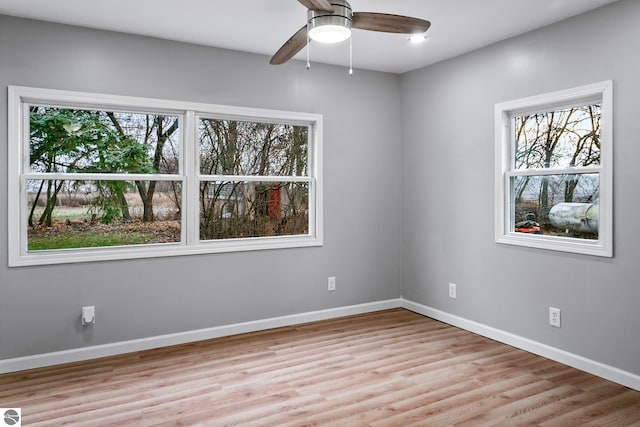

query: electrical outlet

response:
[328,276,336,292]
[549,307,561,328]
[449,283,457,299]
[82,306,95,325]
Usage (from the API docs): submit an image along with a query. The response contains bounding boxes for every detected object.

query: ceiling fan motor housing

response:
[307,0,353,42]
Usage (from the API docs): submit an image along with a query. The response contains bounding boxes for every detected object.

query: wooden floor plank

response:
[1,308,638,426]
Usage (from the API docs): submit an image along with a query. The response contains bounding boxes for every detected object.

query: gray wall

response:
[400,0,640,375]
[0,15,402,358]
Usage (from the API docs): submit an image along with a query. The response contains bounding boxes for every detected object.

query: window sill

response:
[496,233,611,257]
[10,235,323,267]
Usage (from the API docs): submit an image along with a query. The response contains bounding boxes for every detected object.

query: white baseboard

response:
[0,299,402,374]
[401,298,640,392]
[3,297,639,392]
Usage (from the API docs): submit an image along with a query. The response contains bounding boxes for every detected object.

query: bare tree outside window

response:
[198,119,310,240]
[512,104,601,240]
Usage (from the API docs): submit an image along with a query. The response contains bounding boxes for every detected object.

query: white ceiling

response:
[0,0,619,74]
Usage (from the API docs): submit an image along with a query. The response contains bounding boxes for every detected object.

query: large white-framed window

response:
[8,86,323,266]
[494,81,612,257]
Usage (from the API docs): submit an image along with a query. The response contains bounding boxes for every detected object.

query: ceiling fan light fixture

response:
[307,0,353,44]
[309,23,351,43]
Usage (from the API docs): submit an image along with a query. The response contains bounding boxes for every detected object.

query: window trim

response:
[494,81,613,257]
[8,86,323,266]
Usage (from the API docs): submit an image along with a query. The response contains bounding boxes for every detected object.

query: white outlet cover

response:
[449,283,457,299]
[549,307,561,327]
[328,277,336,291]
[82,306,95,325]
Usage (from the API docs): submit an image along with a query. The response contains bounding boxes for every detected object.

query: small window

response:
[495,81,612,257]
[8,86,323,266]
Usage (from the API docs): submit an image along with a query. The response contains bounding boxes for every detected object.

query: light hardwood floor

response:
[1,309,639,426]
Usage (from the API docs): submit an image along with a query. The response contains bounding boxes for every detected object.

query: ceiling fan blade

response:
[270,26,308,65]
[297,0,334,12]
[352,12,431,34]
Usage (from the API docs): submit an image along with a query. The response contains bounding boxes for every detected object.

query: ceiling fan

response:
[270,0,431,65]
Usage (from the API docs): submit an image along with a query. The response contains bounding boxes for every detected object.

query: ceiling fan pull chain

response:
[306,23,311,70]
[349,36,353,76]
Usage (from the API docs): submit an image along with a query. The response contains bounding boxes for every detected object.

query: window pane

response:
[199,119,308,176]
[511,174,598,239]
[200,181,309,240]
[514,104,601,170]
[27,179,182,250]
[29,106,180,174]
